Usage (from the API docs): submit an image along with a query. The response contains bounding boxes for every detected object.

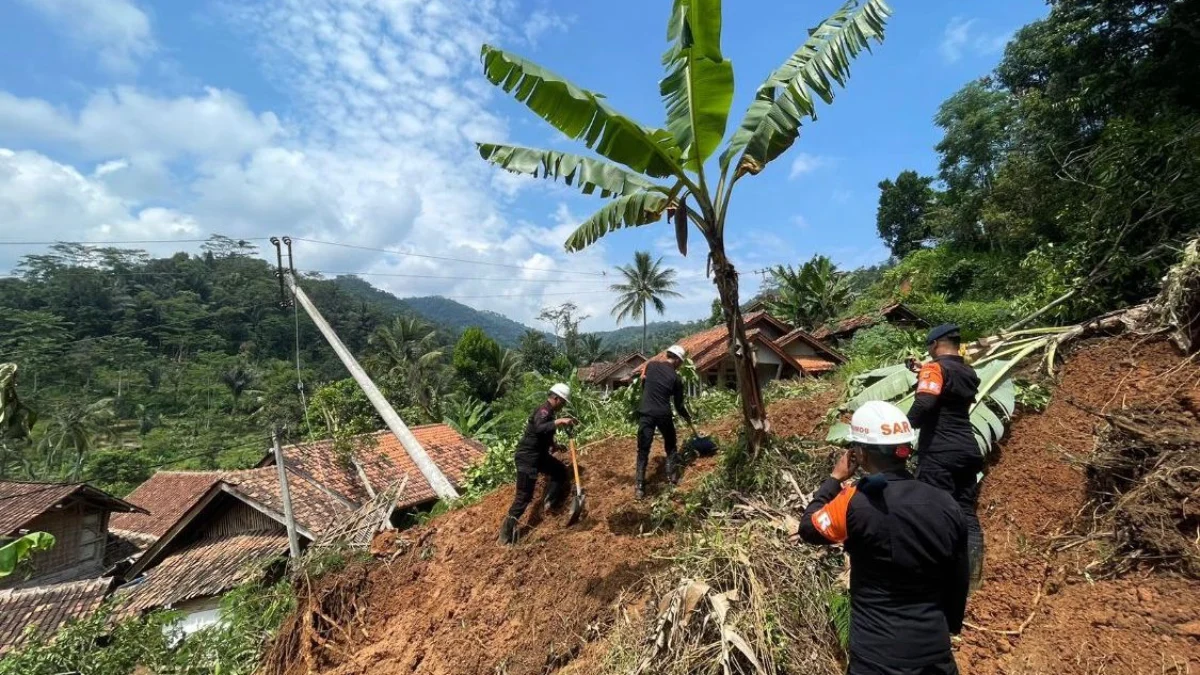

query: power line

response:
[435,289,612,300]
[0,238,269,246]
[0,441,275,502]
[293,237,609,278]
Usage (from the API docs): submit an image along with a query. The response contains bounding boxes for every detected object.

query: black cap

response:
[926,323,960,345]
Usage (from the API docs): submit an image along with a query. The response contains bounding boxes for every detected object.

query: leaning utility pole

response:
[271,237,459,500]
[272,428,302,560]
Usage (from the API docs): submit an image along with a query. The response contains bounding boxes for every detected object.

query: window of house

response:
[77,512,104,563]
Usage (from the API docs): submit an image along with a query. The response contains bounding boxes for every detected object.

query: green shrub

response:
[907,299,1018,341]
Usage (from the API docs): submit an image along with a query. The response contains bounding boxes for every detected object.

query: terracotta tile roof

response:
[279,424,486,511]
[0,481,144,536]
[224,467,354,536]
[796,357,839,373]
[777,328,848,363]
[0,577,110,653]
[811,302,928,340]
[577,362,612,384]
[111,472,223,539]
[118,533,288,614]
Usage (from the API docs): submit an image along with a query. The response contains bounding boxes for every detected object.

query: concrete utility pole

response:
[278,263,459,500]
[272,428,302,560]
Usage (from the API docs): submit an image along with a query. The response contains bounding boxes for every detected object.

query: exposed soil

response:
[266,392,836,675]
[265,339,1200,675]
[958,337,1200,674]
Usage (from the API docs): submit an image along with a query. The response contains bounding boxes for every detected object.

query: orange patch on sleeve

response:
[811,486,857,543]
[917,362,944,395]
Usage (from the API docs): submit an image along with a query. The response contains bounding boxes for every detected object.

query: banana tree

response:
[478,0,891,451]
[826,328,1072,455]
[0,532,55,578]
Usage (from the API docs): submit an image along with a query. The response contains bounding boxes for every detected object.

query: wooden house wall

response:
[0,501,107,588]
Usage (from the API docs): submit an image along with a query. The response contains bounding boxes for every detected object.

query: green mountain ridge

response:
[331,276,703,351]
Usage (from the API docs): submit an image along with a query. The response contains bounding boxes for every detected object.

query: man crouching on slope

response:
[498,383,576,545]
[798,401,970,675]
[635,345,692,499]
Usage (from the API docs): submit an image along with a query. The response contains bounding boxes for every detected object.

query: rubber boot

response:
[967,519,985,592]
[634,457,647,499]
[666,454,680,486]
[498,516,519,546]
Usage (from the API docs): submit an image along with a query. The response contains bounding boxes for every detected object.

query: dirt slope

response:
[269,392,836,675]
[959,337,1200,674]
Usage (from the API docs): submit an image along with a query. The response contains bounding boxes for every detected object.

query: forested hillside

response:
[0,238,438,494]
[864,0,1199,332]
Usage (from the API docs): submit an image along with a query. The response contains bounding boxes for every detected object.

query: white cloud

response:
[788,153,828,180]
[0,148,196,268]
[523,10,570,46]
[791,215,810,230]
[940,17,1010,65]
[17,0,154,73]
[0,1,640,327]
[0,88,281,162]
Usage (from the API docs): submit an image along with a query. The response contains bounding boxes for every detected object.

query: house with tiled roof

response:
[112,424,484,631]
[642,311,846,389]
[0,480,146,653]
[811,302,928,344]
[577,352,647,392]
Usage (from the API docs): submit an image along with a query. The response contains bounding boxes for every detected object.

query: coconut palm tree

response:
[610,252,683,353]
[366,317,444,379]
[477,0,891,451]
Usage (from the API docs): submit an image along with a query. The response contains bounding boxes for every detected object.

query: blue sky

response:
[0,0,1048,331]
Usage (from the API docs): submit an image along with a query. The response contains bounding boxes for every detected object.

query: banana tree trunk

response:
[707,237,768,453]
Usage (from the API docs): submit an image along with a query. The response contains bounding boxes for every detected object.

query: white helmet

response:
[849,401,916,445]
[549,383,571,402]
[666,345,686,361]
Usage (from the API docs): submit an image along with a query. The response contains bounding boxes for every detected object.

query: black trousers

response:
[636,414,678,466]
[848,653,958,675]
[505,452,568,522]
[916,450,985,586]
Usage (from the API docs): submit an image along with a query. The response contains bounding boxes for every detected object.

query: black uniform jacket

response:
[638,360,691,421]
[907,355,980,457]
[799,470,970,668]
[515,403,557,460]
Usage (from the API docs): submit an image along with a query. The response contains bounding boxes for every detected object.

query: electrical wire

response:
[0,238,270,246]
[293,300,315,442]
[292,237,609,277]
[0,440,274,501]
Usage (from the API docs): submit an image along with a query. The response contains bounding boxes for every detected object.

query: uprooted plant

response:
[598,438,850,675]
[1076,411,1200,578]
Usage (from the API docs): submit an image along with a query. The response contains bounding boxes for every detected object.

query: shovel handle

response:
[569,438,583,491]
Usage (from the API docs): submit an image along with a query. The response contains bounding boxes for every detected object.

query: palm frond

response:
[720,0,891,177]
[477,143,662,197]
[565,192,670,252]
[481,46,684,179]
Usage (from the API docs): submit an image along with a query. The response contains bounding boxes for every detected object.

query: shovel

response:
[566,432,586,526]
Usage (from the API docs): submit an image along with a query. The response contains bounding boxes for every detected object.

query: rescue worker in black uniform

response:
[635,344,692,499]
[498,383,576,545]
[906,323,985,585]
[799,400,970,675]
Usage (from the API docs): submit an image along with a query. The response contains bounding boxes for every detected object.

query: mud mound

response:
[960,337,1200,674]
[706,387,841,442]
[263,435,687,675]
